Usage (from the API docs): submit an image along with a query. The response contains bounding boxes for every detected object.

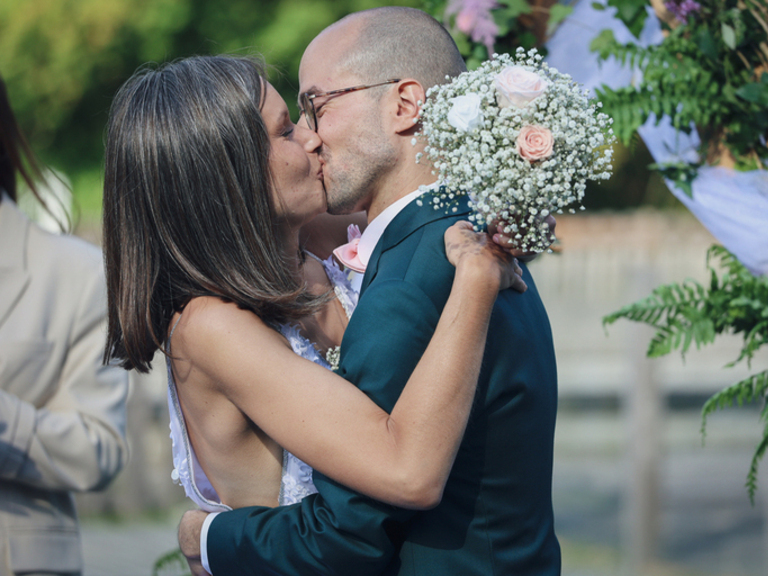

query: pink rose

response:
[517,125,554,161]
[494,66,547,109]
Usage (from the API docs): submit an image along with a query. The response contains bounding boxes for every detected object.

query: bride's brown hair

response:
[103,55,324,373]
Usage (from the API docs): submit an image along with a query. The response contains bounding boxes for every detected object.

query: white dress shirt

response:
[348,187,429,291]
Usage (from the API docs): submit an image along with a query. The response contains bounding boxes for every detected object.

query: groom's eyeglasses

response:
[299,79,401,132]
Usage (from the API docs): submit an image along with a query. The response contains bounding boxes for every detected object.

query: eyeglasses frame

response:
[299,79,402,132]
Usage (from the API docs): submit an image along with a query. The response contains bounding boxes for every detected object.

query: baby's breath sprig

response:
[415,47,616,252]
[325,345,340,372]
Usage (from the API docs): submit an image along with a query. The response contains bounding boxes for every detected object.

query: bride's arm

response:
[177,223,521,510]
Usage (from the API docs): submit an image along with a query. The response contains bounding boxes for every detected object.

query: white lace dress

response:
[166,254,357,512]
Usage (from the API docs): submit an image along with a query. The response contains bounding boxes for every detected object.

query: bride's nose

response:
[296,115,322,152]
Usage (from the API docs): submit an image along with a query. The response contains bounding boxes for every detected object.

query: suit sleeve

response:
[0,260,129,492]
[207,279,443,576]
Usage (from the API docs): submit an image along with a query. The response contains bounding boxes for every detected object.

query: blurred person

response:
[0,74,129,576]
[180,7,560,576]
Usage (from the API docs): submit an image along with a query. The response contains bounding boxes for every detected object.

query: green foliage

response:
[700,370,768,502]
[548,3,574,29]
[423,0,572,70]
[604,245,768,502]
[152,548,192,576]
[603,274,714,359]
[591,0,649,38]
[590,0,768,174]
[0,0,420,215]
[582,138,679,210]
[0,0,191,171]
[646,160,700,197]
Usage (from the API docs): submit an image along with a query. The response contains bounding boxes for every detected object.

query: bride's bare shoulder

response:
[169,297,297,400]
[172,297,281,359]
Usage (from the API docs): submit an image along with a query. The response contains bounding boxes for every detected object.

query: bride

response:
[102,54,527,513]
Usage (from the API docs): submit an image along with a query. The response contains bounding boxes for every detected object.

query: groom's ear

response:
[391,80,426,135]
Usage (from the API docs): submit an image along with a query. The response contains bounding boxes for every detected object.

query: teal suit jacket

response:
[208,195,561,575]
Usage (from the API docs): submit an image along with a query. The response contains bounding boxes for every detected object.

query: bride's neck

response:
[278,225,305,279]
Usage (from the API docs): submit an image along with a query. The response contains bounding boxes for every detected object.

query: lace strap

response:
[303,251,357,320]
[303,250,325,265]
[166,312,184,354]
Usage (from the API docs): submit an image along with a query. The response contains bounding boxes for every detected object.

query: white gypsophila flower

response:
[325,346,340,371]
[415,47,616,252]
[447,93,484,132]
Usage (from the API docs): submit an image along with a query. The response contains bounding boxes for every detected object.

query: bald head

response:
[315,7,467,92]
[298,8,465,218]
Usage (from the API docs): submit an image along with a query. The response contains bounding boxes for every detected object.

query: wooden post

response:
[763,470,768,576]
[621,270,662,575]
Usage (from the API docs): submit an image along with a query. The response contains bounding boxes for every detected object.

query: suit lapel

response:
[360,191,471,294]
[0,195,31,328]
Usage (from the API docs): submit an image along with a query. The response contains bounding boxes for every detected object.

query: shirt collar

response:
[356,185,434,268]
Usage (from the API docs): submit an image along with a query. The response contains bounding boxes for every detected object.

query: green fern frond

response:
[604,285,676,327]
[608,245,767,501]
[701,370,768,438]
[152,548,191,576]
[603,277,708,357]
[590,2,768,170]
[708,244,742,274]
[691,317,716,350]
[746,421,768,505]
[647,325,677,357]
[606,245,768,363]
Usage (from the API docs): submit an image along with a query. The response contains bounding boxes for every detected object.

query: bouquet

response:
[415,47,616,252]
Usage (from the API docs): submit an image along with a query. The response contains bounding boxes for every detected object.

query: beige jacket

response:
[0,194,128,575]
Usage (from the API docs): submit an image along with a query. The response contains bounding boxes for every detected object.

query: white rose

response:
[447,93,484,132]
[494,66,547,109]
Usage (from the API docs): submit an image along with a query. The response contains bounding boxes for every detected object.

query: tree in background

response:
[0,0,419,213]
[1,0,672,215]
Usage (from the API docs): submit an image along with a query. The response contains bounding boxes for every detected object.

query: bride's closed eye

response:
[281,125,295,138]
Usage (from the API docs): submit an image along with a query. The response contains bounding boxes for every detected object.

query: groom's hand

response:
[179,509,210,576]
[490,214,558,261]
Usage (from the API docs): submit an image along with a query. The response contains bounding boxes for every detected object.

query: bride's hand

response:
[490,213,557,262]
[445,221,527,293]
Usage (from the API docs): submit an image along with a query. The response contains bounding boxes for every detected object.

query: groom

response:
[181,7,560,575]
